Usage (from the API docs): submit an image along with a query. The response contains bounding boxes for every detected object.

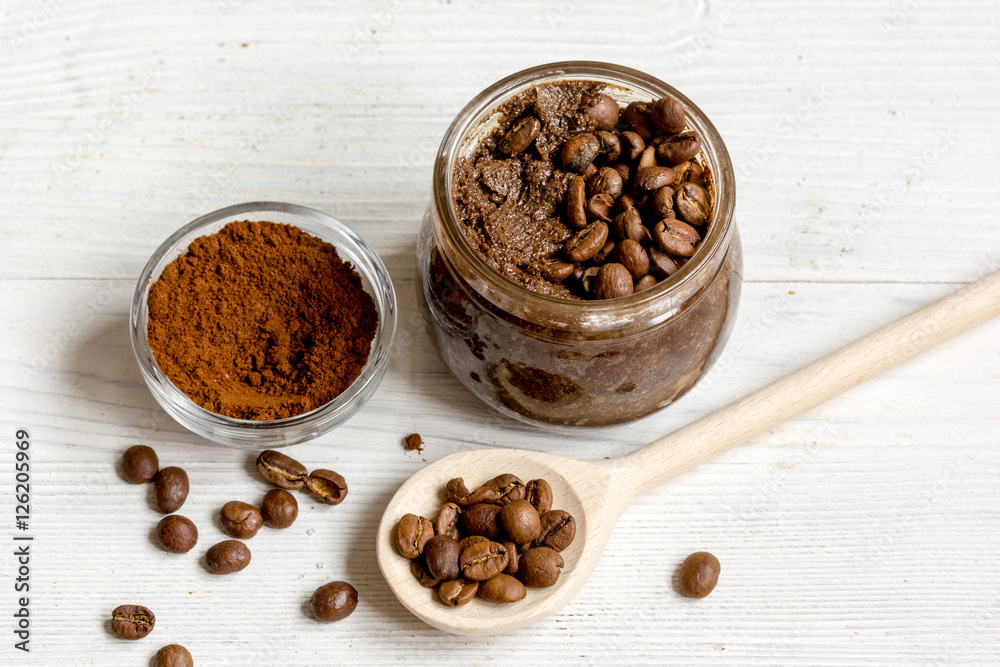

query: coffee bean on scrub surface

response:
[586,94,620,131]
[121,445,158,484]
[650,96,687,135]
[563,221,609,263]
[255,450,307,490]
[111,605,155,640]
[593,263,634,300]
[561,133,601,174]
[674,182,711,226]
[499,115,541,156]
[656,130,702,164]
[153,467,189,514]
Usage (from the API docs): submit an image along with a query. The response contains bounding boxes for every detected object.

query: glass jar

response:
[418,62,741,428]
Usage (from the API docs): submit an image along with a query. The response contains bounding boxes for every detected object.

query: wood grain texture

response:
[0,0,998,664]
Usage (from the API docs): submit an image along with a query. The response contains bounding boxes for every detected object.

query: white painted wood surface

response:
[1,0,998,664]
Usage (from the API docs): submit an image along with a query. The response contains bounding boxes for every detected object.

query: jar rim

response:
[431,61,736,329]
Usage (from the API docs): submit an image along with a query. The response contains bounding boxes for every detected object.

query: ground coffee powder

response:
[147,220,378,420]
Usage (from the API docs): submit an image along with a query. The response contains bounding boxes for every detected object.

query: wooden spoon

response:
[376,270,1000,636]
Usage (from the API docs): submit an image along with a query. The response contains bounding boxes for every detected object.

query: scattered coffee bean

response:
[622,101,655,140]
[439,578,478,606]
[155,515,198,554]
[563,221,608,263]
[619,130,645,161]
[534,510,576,552]
[586,93,620,131]
[261,488,298,529]
[255,449,308,490]
[650,186,675,217]
[434,502,463,540]
[594,130,621,162]
[154,644,193,667]
[593,263,634,300]
[424,535,462,581]
[310,581,358,622]
[656,130,702,164]
[675,182,711,226]
[611,207,646,243]
[111,604,155,640]
[650,96,687,135]
[499,499,541,544]
[635,166,676,191]
[592,239,616,265]
[524,479,553,514]
[205,540,251,575]
[499,115,541,156]
[588,167,623,199]
[478,573,526,603]
[153,466,189,514]
[614,239,650,280]
[561,133,601,173]
[654,219,699,258]
[306,469,348,505]
[565,175,588,229]
[678,551,720,598]
[395,513,434,558]
[121,445,158,484]
[459,503,502,541]
[518,547,565,587]
[220,501,263,540]
[637,144,657,169]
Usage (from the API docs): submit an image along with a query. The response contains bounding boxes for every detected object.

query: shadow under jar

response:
[417,62,742,428]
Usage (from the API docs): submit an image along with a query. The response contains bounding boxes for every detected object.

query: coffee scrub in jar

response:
[417,62,742,427]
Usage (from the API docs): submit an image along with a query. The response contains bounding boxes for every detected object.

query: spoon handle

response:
[608,268,1000,507]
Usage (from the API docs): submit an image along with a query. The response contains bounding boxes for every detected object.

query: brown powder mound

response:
[146,220,378,420]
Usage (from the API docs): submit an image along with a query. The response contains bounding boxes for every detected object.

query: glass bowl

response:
[130,201,397,448]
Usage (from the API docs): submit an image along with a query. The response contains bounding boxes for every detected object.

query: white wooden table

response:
[2,1,998,664]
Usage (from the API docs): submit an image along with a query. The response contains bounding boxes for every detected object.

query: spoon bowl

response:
[377,269,1000,636]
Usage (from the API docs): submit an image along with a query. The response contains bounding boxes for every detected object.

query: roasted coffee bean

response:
[592,239,616,265]
[459,503,502,540]
[614,239,650,279]
[635,166,676,191]
[310,581,358,622]
[656,130,702,164]
[587,167,623,199]
[457,534,489,552]
[155,515,198,553]
[561,133,601,174]
[594,130,622,162]
[524,479,553,514]
[499,499,542,544]
[396,513,434,558]
[459,540,509,581]
[672,160,705,186]
[261,488,298,529]
[153,466,189,514]
[518,547,565,587]
[154,644,192,667]
[586,93,620,131]
[622,101,655,140]
[478,574,526,603]
[612,162,631,184]
[651,96,687,134]
[611,207,645,243]
[653,219,700,257]
[205,539,251,575]
[121,445,158,484]
[675,182,711,225]
[619,131,645,161]
[637,145,657,169]
[583,162,598,179]
[678,551,720,598]
[410,557,441,588]
[650,186,676,217]
[586,194,614,222]
[306,469,348,505]
[534,510,576,552]
[255,450,307,490]
[565,175,588,229]
[499,115,541,156]
[502,541,520,575]
[593,263,634,300]
[540,258,575,283]
[439,578,479,606]
[649,246,682,277]
[616,193,636,213]
[154,643,193,667]
[220,501,263,539]
[424,535,461,581]
[635,275,660,292]
[111,604,155,640]
[434,502,463,540]
[579,266,601,296]
[563,221,608,263]
[483,473,525,505]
